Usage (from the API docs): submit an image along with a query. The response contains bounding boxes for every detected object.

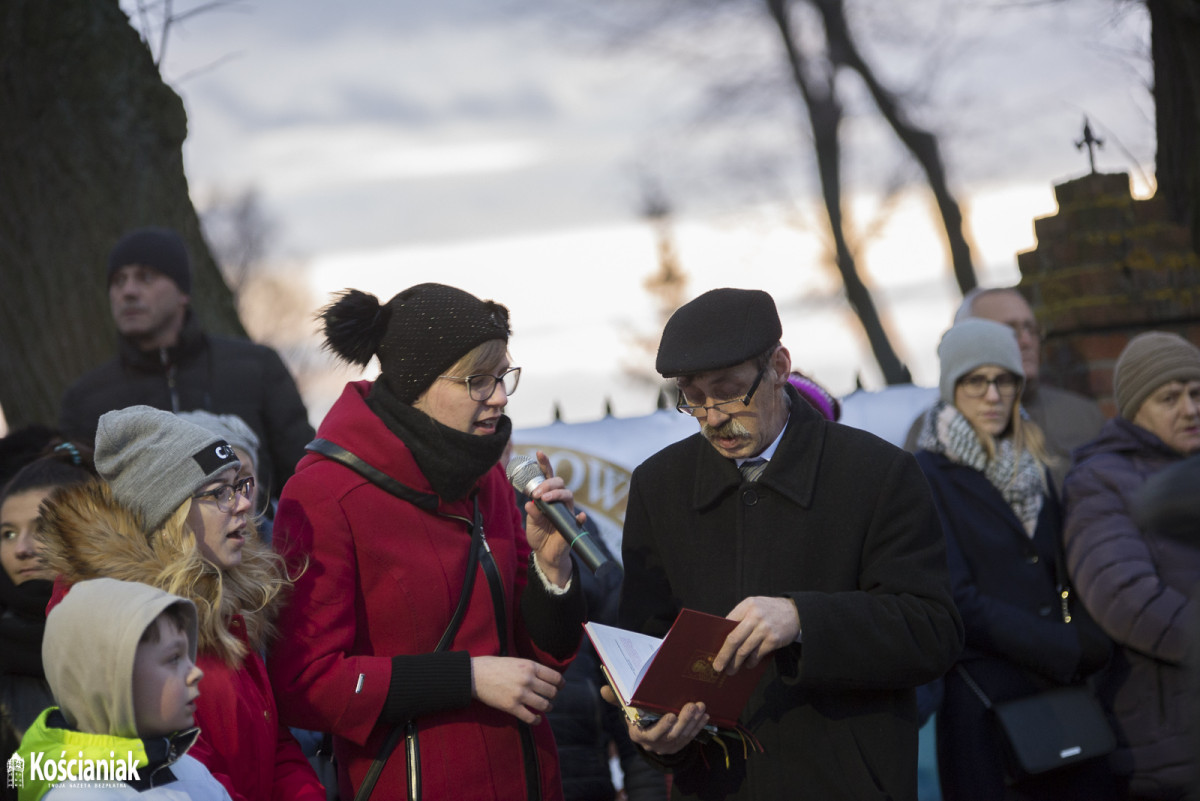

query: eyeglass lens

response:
[960,375,1018,398]
[468,368,520,401]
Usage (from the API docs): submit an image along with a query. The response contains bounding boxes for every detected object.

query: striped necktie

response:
[740,458,768,483]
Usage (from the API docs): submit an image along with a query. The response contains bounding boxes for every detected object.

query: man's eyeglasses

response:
[1008,321,1041,340]
[438,366,521,402]
[958,373,1021,399]
[676,365,767,418]
[193,476,255,513]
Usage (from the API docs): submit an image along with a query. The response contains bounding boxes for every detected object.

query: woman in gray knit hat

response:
[269,285,586,801]
[36,405,326,801]
[1063,331,1200,800]
[915,319,1114,801]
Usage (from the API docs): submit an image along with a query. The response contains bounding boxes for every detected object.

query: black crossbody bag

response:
[306,439,541,801]
[954,532,1116,782]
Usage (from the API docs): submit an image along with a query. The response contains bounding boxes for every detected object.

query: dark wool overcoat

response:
[58,311,314,499]
[620,389,964,801]
[917,450,1114,801]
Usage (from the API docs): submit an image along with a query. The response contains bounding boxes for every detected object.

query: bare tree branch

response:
[766,0,911,384]
[811,0,976,294]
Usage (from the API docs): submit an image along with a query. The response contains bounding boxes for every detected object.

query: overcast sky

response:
[134,0,1153,426]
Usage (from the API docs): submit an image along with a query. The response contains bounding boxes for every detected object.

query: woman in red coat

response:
[269,284,586,801]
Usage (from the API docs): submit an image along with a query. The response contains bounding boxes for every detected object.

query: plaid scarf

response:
[918,401,1046,536]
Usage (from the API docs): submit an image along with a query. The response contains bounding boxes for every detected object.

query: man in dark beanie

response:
[57,226,314,506]
[615,287,963,801]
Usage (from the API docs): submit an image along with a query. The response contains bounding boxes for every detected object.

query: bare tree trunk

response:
[766,0,911,384]
[1148,0,1200,254]
[812,0,977,294]
[0,0,243,430]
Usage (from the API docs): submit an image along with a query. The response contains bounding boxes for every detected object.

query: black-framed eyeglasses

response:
[676,365,768,418]
[438,366,521,402]
[958,373,1021,399]
[192,476,255,513]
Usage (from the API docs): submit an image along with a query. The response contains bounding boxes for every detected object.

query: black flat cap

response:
[656,288,782,377]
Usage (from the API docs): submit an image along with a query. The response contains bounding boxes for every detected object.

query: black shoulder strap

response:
[306,438,439,511]
[357,510,483,801]
[310,436,481,801]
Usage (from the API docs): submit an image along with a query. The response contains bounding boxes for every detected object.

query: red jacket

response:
[191,616,325,801]
[269,381,581,800]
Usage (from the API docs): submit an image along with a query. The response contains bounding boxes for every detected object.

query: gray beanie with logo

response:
[176,410,261,470]
[95,406,240,531]
[938,318,1025,403]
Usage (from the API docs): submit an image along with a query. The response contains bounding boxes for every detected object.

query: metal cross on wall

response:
[1075,117,1104,175]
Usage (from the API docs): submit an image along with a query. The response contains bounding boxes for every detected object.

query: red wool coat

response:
[269,381,576,800]
[190,616,325,801]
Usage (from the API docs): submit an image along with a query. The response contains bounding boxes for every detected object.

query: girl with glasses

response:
[269,284,586,801]
[35,406,325,801]
[914,319,1114,801]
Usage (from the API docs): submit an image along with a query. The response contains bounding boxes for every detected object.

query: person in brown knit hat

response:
[1114,331,1200,431]
[1062,330,1200,799]
[269,284,587,801]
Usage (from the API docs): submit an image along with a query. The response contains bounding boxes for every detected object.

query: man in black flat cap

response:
[614,288,963,801]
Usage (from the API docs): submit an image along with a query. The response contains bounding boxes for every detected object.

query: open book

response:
[584,608,769,731]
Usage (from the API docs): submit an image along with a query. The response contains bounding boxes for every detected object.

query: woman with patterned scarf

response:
[915,318,1114,801]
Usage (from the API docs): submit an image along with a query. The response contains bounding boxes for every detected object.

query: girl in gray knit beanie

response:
[915,323,1115,799]
[35,406,325,799]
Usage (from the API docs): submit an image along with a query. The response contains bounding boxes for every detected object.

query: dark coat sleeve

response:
[785,448,964,689]
[257,346,314,487]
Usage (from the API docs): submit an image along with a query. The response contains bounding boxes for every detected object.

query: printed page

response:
[584,621,664,703]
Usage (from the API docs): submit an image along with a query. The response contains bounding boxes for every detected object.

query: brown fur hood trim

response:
[37,479,287,667]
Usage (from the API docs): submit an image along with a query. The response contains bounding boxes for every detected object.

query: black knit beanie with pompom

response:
[320,284,511,404]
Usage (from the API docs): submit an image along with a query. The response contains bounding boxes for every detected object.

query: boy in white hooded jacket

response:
[14,578,231,800]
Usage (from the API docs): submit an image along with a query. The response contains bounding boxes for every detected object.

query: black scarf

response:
[0,575,51,677]
[367,377,512,503]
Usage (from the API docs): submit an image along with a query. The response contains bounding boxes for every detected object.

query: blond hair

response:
[150,499,293,667]
[971,401,1055,478]
[449,338,509,377]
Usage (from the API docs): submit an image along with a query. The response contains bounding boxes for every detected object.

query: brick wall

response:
[1016,172,1200,418]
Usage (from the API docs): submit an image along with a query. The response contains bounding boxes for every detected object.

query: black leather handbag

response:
[956,665,1115,780]
[954,529,1116,782]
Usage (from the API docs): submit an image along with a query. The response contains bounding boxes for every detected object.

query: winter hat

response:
[787,372,841,422]
[95,406,240,531]
[1114,331,1200,420]
[107,227,192,294]
[320,284,511,404]
[938,319,1024,403]
[656,288,782,377]
[43,578,197,738]
[176,410,261,470]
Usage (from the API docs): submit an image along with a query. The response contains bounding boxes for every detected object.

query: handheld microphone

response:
[506,455,613,576]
